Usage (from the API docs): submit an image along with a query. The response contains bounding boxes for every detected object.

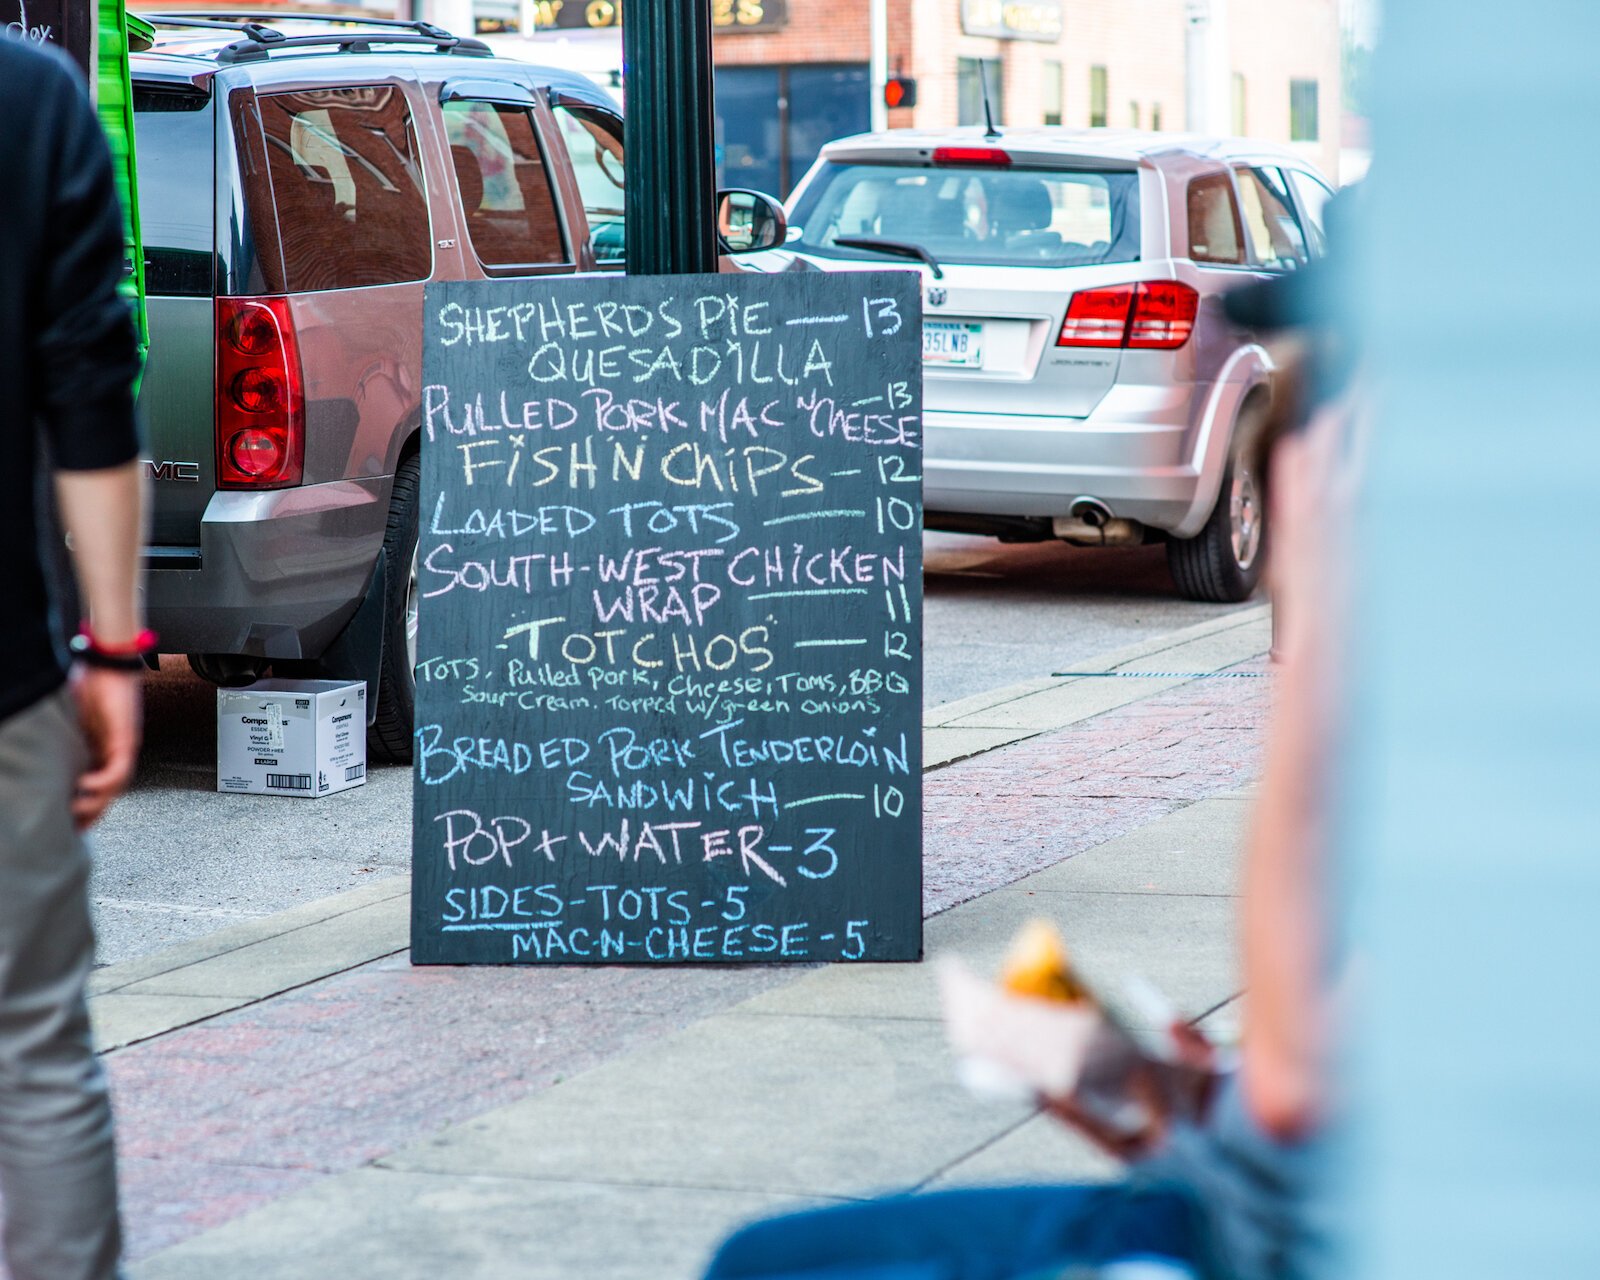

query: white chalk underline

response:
[763,509,867,526]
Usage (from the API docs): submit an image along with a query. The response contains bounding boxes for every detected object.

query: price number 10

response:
[875,495,916,534]
[872,783,905,818]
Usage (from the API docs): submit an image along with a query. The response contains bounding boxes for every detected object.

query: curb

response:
[925,604,1269,767]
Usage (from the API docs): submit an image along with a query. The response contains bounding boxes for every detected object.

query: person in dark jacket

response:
[0,33,150,1280]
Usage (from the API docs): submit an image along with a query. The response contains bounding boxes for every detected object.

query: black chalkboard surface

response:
[0,0,94,77]
[412,271,923,965]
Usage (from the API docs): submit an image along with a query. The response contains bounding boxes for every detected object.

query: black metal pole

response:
[622,0,719,276]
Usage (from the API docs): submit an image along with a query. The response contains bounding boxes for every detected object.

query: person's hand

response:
[1044,1062,1170,1162]
[71,665,143,829]
[1042,1021,1219,1162]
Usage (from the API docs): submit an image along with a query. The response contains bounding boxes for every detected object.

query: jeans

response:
[0,690,122,1280]
[702,1068,1334,1280]
[703,1181,1215,1280]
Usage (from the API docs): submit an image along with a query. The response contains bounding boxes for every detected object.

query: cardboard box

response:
[217,679,367,797]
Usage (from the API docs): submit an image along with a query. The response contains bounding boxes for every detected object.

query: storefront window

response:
[716,66,782,197]
[1290,78,1319,141]
[788,65,870,187]
[715,63,868,198]
[1042,60,1063,126]
[957,57,1003,126]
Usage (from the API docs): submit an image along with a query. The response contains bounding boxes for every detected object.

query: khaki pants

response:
[0,690,121,1280]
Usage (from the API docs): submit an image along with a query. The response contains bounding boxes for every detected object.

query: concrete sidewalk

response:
[96,609,1269,1277]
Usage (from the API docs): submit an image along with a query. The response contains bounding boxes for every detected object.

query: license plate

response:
[923,321,984,368]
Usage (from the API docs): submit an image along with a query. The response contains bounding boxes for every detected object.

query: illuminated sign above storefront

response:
[530,0,786,32]
[960,0,1063,41]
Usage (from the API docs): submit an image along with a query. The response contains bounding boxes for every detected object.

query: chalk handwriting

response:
[413,272,924,965]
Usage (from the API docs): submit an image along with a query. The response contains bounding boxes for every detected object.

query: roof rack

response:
[138,11,491,62]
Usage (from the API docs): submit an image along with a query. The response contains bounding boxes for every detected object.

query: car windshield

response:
[789,161,1140,268]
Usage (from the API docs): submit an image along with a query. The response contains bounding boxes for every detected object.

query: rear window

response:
[133,86,215,297]
[1287,170,1334,256]
[1236,166,1308,271]
[1187,173,1245,266]
[443,100,568,271]
[553,105,626,265]
[789,161,1140,268]
[254,86,431,292]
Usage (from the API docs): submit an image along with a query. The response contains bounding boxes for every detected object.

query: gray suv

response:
[131,13,761,761]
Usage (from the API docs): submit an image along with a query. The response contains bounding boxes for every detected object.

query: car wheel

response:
[368,452,420,764]
[1167,427,1267,603]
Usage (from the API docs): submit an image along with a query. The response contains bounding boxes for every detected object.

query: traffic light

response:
[884,77,918,110]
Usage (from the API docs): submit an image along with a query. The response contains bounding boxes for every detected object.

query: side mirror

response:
[716,188,788,254]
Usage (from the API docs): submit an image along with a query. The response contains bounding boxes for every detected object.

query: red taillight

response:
[1056,281,1199,350]
[225,306,281,357]
[216,297,304,489]
[1057,285,1135,347]
[1126,281,1199,349]
[932,145,1012,167]
[230,367,286,414]
[227,429,288,477]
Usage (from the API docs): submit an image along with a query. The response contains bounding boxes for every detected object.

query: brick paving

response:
[925,660,1267,911]
[103,661,1268,1262]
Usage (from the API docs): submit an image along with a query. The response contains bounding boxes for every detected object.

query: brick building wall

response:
[1228,0,1341,175]
[709,0,1342,181]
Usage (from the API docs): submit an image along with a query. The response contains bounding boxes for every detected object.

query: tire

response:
[1167,426,1267,603]
[368,452,421,764]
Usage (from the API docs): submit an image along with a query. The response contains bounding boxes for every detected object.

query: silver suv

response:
[752,128,1336,601]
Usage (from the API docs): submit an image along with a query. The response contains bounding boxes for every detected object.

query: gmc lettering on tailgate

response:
[143,460,201,483]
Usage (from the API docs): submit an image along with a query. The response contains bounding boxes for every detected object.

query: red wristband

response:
[73,625,159,660]
[71,627,158,675]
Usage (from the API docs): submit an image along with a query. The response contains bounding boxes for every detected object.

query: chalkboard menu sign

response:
[413,271,923,965]
[1,0,94,75]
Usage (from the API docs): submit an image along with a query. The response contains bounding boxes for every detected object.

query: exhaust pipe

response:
[1053,498,1145,547]
[1069,496,1112,528]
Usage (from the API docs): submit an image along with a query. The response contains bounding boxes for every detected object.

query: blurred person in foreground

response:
[0,34,151,1280]
[701,199,1366,1280]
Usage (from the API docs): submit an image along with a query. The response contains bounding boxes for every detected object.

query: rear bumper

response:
[145,477,391,659]
[923,403,1202,532]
